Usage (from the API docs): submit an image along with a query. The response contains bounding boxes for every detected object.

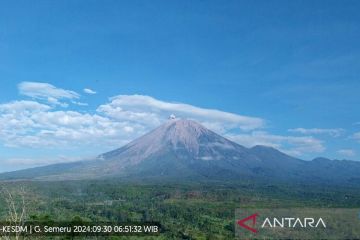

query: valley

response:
[1,180,360,239]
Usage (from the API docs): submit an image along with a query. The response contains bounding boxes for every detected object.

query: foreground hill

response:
[1,119,360,185]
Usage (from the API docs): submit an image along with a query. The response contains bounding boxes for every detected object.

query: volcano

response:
[1,119,360,185]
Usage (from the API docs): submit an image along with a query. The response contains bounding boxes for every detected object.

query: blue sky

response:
[0,0,360,172]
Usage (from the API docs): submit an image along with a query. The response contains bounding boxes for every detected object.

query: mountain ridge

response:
[0,119,359,185]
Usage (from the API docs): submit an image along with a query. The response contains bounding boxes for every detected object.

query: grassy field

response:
[1,180,360,239]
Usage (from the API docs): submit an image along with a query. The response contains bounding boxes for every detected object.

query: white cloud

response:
[0,94,266,155]
[18,82,80,106]
[0,100,51,113]
[288,128,344,137]
[0,93,329,166]
[72,101,88,106]
[227,131,325,156]
[84,88,97,94]
[353,132,360,142]
[337,149,355,157]
[97,94,265,132]
[0,100,137,149]
[0,101,51,136]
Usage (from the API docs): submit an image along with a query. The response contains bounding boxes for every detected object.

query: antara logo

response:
[237,213,326,234]
[262,217,326,228]
[237,213,259,233]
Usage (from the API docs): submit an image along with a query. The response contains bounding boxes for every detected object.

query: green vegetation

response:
[1,180,360,239]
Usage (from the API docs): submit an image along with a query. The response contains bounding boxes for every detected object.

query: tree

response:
[0,185,27,240]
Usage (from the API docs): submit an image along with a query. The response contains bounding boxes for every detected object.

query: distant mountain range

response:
[1,119,360,185]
